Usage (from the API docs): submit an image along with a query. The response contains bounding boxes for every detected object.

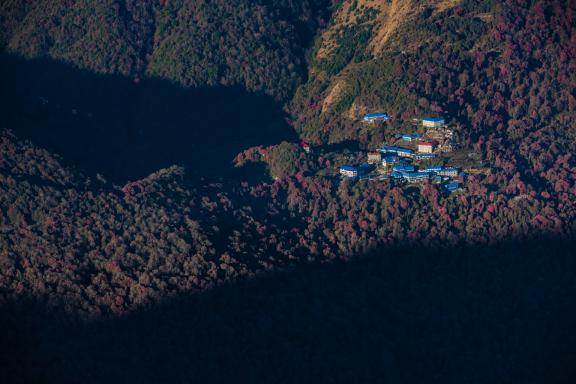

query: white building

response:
[339,165,358,178]
[417,142,436,154]
[422,117,445,128]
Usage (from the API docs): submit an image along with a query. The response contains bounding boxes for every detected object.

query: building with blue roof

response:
[445,183,462,192]
[400,133,421,142]
[401,171,432,183]
[424,166,444,172]
[393,165,415,173]
[413,153,436,160]
[438,167,459,177]
[380,146,414,157]
[340,163,373,179]
[363,112,389,122]
[422,117,445,128]
[339,165,358,178]
[381,156,399,166]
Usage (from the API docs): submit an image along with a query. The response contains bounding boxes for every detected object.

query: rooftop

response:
[393,165,415,172]
[381,146,413,153]
[445,183,462,191]
[401,134,421,140]
[364,112,389,118]
[401,171,431,179]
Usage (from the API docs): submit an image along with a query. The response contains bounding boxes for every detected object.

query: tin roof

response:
[364,112,389,118]
[401,171,431,179]
[393,165,415,172]
[382,146,413,153]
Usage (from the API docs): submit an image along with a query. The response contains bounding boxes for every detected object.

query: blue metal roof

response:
[401,134,421,141]
[381,146,413,154]
[401,171,430,178]
[393,165,415,172]
[340,165,357,171]
[364,112,389,118]
[425,166,443,171]
[423,117,445,122]
[445,183,461,191]
[414,153,436,158]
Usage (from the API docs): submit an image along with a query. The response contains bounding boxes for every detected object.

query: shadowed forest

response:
[2,238,576,384]
[1,0,576,382]
[0,54,297,183]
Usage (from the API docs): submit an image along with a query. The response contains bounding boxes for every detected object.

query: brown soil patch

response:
[322,80,347,113]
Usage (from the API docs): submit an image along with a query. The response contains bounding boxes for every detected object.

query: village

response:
[302,112,486,194]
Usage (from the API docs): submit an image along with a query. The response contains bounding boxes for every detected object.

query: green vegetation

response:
[0,0,331,100]
[316,23,374,75]
[0,0,575,322]
[235,142,317,179]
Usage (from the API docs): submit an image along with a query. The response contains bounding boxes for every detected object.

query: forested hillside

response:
[0,0,575,318]
[289,0,576,235]
[0,0,331,100]
[1,1,576,381]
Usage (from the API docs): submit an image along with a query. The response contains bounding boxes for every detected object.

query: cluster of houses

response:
[339,115,465,192]
[339,157,464,191]
[390,164,461,185]
[420,117,456,152]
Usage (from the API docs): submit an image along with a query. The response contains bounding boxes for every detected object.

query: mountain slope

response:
[0,0,575,319]
[291,0,575,194]
[0,0,331,100]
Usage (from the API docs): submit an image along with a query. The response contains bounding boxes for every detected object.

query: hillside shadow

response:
[1,237,576,384]
[0,54,298,184]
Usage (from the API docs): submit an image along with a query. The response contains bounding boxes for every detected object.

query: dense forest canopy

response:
[0,0,574,319]
[0,0,332,100]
